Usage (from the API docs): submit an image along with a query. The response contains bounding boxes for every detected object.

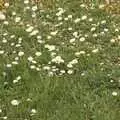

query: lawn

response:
[0,0,120,120]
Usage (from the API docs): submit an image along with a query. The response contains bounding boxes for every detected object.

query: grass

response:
[0,0,120,120]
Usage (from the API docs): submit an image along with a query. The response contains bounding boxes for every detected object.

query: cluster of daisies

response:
[0,0,120,79]
[0,0,119,119]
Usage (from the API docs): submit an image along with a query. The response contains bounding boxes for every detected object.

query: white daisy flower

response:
[18,51,24,57]
[79,37,85,42]
[0,109,2,113]
[74,18,80,23]
[4,2,9,7]
[28,56,34,62]
[31,109,37,114]
[26,26,34,33]
[0,12,6,20]
[50,31,58,36]
[6,64,12,68]
[112,92,118,96]
[0,50,4,55]
[11,99,20,106]
[32,6,38,11]
[24,0,29,4]
[67,70,73,74]
[15,17,21,23]
[81,15,87,20]
[92,49,99,53]
[51,56,64,64]
[35,52,42,56]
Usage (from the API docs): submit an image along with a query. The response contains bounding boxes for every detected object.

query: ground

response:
[0,0,120,120]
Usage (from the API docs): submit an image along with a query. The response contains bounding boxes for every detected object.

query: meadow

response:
[0,0,120,120]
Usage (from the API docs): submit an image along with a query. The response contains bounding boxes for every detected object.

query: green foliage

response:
[0,0,120,120]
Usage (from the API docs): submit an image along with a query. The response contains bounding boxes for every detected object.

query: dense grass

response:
[0,0,120,120]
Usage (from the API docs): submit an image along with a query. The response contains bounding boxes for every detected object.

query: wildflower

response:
[26,6,30,10]
[81,15,87,20]
[38,40,44,43]
[70,38,76,43]
[12,61,18,65]
[70,59,78,64]
[110,39,116,43]
[12,12,16,16]
[11,99,20,106]
[58,16,62,21]
[24,0,29,4]
[32,13,36,18]
[3,21,9,25]
[112,92,118,96]
[48,71,54,76]
[0,12,6,20]
[73,32,78,38]
[91,27,96,32]
[43,66,50,70]
[16,44,21,47]
[67,63,73,68]
[60,70,66,74]
[47,35,52,39]
[50,31,58,36]
[18,51,24,56]
[74,18,80,23]
[3,116,7,120]
[118,35,120,40]
[37,35,42,39]
[68,15,72,19]
[6,64,12,68]
[101,20,106,24]
[64,17,69,21]
[0,50,4,55]
[32,60,37,64]
[67,70,73,74]
[81,72,85,76]
[51,56,64,64]
[13,79,19,83]
[30,65,36,69]
[32,6,38,11]
[10,35,15,38]
[36,67,40,71]
[115,28,119,32]
[89,18,93,22]
[26,26,34,32]
[16,76,21,80]
[15,57,19,61]
[30,109,37,115]
[35,52,42,56]
[44,44,56,51]
[80,4,86,8]
[30,30,39,36]
[79,51,86,54]
[99,4,105,9]
[2,39,7,43]
[93,33,98,37]
[68,27,72,31]
[56,8,65,16]
[51,52,56,57]
[15,17,21,23]
[28,56,34,62]
[4,2,9,8]
[0,109,2,113]
[104,28,108,32]
[92,49,99,53]
[79,37,85,42]
[26,98,32,102]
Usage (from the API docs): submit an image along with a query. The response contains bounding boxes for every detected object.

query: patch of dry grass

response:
[32,0,56,9]
[0,0,5,10]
